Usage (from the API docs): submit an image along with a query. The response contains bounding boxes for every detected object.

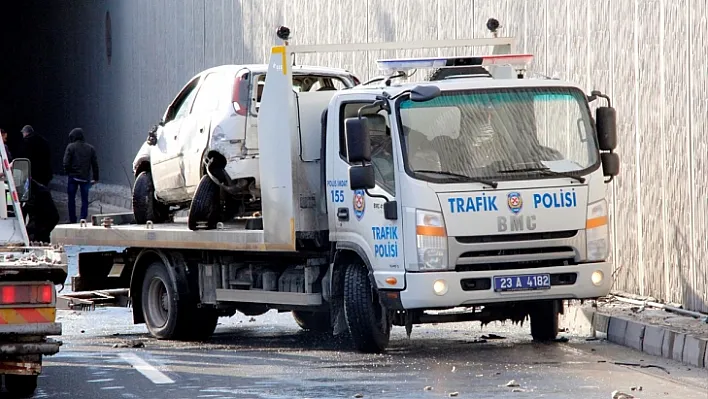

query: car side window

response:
[165,78,200,123]
[191,73,223,114]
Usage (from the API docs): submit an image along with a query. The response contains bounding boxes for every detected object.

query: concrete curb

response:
[561,305,708,369]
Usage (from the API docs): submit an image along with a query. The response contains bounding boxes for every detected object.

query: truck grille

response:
[455,246,577,272]
[455,230,578,244]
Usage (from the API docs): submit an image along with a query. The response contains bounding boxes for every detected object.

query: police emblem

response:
[507,191,523,214]
[353,189,366,220]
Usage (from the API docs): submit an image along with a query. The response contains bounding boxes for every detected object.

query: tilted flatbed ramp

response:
[50,215,297,252]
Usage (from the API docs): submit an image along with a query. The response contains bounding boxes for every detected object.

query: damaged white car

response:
[132,64,359,230]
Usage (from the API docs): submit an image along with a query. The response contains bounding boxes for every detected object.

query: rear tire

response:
[292,310,331,333]
[530,300,560,342]
[133,171,169,224]
[188,175,220,230]
[343,264,391,353]
[5,374,38,398]
[140,261,217,341]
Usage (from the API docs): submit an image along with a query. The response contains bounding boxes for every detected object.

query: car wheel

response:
[133,171,169,224]
[188,175,220,230]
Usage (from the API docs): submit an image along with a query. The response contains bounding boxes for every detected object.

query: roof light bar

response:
[376,54,534,72]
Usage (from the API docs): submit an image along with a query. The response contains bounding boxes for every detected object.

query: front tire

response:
[343,264,391,353]
[530,300,560,342]
[5,374,38,398]
[188,175,220,230]
[133,171,169,224]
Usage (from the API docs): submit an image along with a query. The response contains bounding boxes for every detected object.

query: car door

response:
[181,71,226,193]
[150,76,201,201]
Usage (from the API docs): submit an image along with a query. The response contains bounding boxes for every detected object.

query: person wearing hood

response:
[63,127,99,223]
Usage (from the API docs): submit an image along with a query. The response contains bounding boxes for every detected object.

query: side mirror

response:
[410,85,441,102]
[596,107,617,151]
[601,152,620,181]
[10,158,31,201]
[349,165,375,190]
[345,117,371,163]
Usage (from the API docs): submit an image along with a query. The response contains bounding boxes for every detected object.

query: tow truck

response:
[1,144,66,396]
[50,26,619,353]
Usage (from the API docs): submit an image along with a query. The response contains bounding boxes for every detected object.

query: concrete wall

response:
[1,0,706,312]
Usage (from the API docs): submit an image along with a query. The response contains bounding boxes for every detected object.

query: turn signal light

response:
[385,277,398,285]
[0,284,53,305]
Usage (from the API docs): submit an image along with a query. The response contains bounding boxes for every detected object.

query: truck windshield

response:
[397,87,599,183]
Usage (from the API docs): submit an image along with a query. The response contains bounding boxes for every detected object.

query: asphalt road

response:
[13,307,707,399]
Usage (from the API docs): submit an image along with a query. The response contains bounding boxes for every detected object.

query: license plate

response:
[493,274,551,292]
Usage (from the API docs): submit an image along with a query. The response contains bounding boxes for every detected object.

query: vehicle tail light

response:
[0,284,54,305]
[232,72,249,116]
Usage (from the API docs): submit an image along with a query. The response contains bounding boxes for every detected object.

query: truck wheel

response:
[133,171,169,224]
[5,374,38,398]
[141,262,188,339]
[292,310,331,333]
[188,175,220,230]
[530,300,560,342]
[343,264,391,353]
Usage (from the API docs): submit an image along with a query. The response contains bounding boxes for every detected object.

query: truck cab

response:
[317,53,619,349]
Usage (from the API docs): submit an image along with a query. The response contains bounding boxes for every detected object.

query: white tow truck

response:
[1,145,66,397]
[50,27,619,353]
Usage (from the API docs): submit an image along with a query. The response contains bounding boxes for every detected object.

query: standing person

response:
[20,125,58,243]
[1,128,11,161]
[62,128,99,223]
[21,125,52,186]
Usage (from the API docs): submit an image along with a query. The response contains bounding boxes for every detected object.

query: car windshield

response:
[397,87,599,183]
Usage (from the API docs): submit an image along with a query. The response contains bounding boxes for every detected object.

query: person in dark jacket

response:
[1,128,11,161]
[63,128,99,223]
[21,125,52,186]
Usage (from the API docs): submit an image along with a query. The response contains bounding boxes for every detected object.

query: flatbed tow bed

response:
[51,215,295,252]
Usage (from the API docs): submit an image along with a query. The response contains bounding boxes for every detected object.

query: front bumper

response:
[399,262,612,309]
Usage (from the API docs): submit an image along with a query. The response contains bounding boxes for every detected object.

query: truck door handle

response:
[199,128,204,133]
[337,208,349,221]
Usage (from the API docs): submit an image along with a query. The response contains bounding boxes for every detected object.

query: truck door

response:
[326,100,406,289]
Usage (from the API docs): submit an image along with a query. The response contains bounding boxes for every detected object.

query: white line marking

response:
[118,352,175,385]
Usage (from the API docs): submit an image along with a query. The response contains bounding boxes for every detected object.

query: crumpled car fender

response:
[132,141,151,175]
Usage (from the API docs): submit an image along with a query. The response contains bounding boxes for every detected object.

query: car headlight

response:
[415,209,448,271]
[586,200,610,261]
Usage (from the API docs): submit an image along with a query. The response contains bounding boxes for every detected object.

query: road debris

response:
[448,392,459,397]
[353,393,363,398]
[630,386,642,391]
[506,380,520,387]
[512,388,525,392]
[607,361,670,374]
[112,340,145,349]
[481,333,506,339]
[423,386,433,391]
[611,390,639,399]
[451,366,456,373]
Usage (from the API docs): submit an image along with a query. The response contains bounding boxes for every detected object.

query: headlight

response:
[415,209,448,271]
[586,200,610,261]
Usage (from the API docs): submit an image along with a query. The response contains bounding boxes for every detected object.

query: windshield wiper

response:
[413,170,498,188]
[498,166,585,183]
